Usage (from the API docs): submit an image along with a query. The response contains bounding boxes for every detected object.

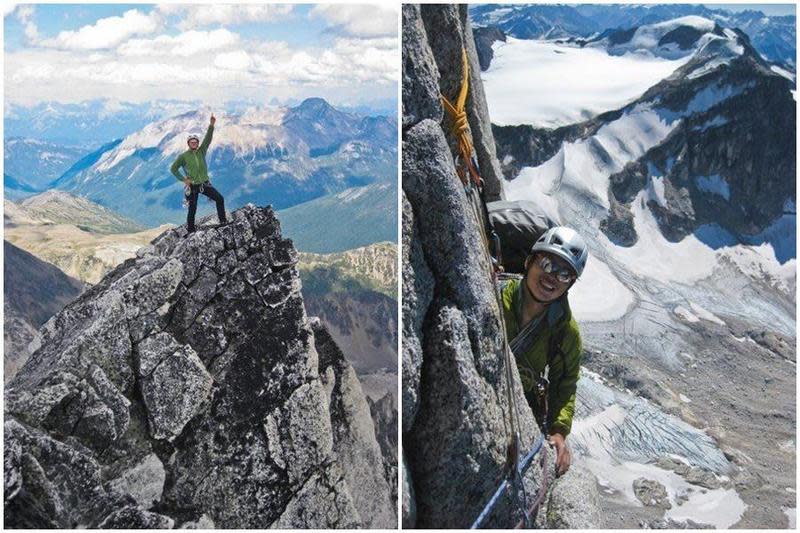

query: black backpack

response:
[487,200,557,274]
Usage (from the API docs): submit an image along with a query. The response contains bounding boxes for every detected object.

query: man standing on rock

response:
[500,227,588,477]
[170,114,227,234]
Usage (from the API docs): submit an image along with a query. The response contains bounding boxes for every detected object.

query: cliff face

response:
[401,4,600,529]
[4,206,395,528]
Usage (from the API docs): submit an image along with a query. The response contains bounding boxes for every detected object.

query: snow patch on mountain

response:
[95,111,289,172]
[693,115,729,131]
[602,192,719,282]
[571,257,636,323]
[506,104,679,209]
[606,16,716,59]
[771,65,796,83]
[483,38,690,127]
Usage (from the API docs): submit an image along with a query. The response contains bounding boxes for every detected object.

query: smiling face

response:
[525,252,574,303]
[188,138,200,151]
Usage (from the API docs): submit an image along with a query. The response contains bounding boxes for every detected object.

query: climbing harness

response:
[442,47,551,529]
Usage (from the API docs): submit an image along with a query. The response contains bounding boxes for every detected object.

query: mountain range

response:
[490,16,795,254]
[4,194,167,284]
[5,98,399,145]
[4,138,90,194]
[46,98,396,228]
[470,4,796,69]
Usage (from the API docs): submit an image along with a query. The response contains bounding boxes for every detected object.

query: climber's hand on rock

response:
[548,432,571,477]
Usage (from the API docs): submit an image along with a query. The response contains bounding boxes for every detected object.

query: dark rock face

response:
[4,205,394,528]
[492,123,577,179]
[402,5,596,528]
[638,68,795,242]
[368,392,398,513]
[4,241,84,381]
[473,25,506,71]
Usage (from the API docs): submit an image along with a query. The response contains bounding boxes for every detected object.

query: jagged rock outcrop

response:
[313,319,396,528]
[4,205,395,528]
[473,25,507,71]
[402,4,599,528]
[367,392,399,512]
[406,4,505,202]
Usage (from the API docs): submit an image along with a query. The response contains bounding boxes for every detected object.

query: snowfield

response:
[570,256,635,322]
[504,104,680,209]
[482,38,691,128]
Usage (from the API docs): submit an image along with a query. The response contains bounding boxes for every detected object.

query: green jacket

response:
[170,124,214,184]
[500,278,582,436]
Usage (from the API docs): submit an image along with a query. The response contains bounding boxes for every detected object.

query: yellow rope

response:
[441,47,480,187]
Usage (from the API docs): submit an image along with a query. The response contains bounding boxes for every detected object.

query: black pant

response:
[187,183,226,232]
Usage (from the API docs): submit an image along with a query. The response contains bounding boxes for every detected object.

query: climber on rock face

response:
[170,114,227,234]
[499,226,588,477]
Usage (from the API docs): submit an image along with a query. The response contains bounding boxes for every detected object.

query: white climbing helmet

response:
[531,226,589,278]
[187,133,200,143]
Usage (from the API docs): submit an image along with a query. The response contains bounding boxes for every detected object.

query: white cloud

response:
[158,4,294,31]
[5,6,397,107]
[40,9,162,50]
[119,29,240,58]
[214,50,253,71]
[310,4,397,38]
[14,5,39,41]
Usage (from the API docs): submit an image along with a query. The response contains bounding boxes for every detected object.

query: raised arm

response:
[200,115,215,153]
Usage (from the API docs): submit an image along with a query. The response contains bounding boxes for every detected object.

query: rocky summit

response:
[4,205,395,528]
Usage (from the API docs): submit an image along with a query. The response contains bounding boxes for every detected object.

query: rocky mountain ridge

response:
[18,191,146,234]
[4,205,395,528]
[299,242,397,298]
[50,98,397,227]
[491,19,795,249]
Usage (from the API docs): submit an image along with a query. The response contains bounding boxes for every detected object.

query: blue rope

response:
[470,434,546,529]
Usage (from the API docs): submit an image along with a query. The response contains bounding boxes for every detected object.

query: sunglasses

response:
[534,254,575,284]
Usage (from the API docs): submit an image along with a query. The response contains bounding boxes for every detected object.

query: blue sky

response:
[4,4,334,52]
[709,4,796,16]
[4,4,398,109]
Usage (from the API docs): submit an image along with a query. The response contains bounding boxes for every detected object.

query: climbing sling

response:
[441,47,551,529]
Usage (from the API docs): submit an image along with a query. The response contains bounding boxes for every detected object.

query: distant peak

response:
[296,97,332,110]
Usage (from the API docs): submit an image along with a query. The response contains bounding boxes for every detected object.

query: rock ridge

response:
[5,205,395,528]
